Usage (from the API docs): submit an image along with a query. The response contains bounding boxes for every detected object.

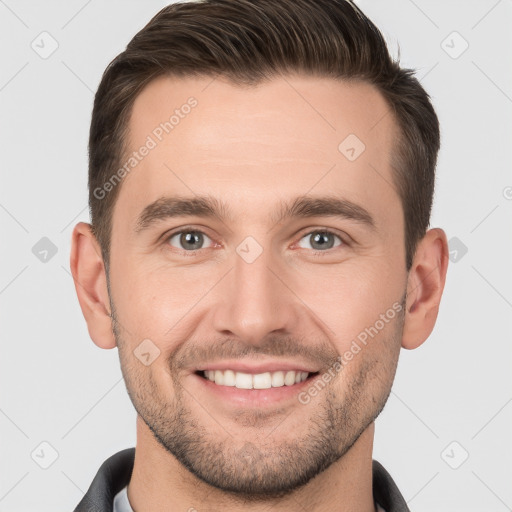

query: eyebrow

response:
[134,194,376,233]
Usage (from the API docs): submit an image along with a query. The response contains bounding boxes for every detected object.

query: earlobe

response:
[70,222,116,349]
[402,228,449,350]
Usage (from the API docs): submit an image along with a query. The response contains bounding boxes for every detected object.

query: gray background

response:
[0,0,511,510]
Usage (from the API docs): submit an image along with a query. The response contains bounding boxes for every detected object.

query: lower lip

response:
[193,372,319,407]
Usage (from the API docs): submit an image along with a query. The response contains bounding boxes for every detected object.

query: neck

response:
[127,416,377,512]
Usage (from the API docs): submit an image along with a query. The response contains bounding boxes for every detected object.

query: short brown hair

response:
[89,0,440,271]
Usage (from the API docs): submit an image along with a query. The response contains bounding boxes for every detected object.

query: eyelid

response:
[161,225,351,253]
[293,226,351,246]
[162,225,219,251]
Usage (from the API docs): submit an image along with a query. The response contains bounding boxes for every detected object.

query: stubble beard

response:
[112,303,404,500]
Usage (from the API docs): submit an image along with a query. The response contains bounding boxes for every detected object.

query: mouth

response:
[195,369,320,389]
[190,360,324,407]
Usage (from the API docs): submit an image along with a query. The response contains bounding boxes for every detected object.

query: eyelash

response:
[163,227,348,256]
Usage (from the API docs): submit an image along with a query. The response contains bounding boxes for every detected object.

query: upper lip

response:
[194,359,320,374]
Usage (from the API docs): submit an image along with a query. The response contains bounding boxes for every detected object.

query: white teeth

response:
[235,372,253,389]
[253,372,272,389]
[284,371,296,386]
[223,369,236,386]
[214,370,224,385]
[203,369,309,389]
[271,371,285,387]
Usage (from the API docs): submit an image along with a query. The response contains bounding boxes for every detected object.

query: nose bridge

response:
[213,238,295,343]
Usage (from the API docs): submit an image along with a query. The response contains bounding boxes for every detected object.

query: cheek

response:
[332,310,403,408]
[111,259,218,343]
[113,255,182,308]
[293,261,404,349]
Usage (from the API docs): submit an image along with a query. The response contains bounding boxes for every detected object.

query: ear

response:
[402,228,449,350]
[70,222,116,349]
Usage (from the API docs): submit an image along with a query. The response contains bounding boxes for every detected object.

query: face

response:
[108,74,408,497]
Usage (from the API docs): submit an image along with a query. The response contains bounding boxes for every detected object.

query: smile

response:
[200,369,316,389]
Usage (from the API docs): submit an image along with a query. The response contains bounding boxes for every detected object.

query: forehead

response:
[114,74,401,233]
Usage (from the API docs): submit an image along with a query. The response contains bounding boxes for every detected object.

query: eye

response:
[166,229,214,251]
[296,230,344,252]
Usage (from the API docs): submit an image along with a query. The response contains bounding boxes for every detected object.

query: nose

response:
[212,241,300,346]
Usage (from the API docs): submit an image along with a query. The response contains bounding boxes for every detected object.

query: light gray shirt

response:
[113,486,133,512]
[113,485,387,512]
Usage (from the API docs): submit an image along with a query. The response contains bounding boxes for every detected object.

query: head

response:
[72,0,448,499]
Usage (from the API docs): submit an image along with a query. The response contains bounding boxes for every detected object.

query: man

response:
[70,0,448,510]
